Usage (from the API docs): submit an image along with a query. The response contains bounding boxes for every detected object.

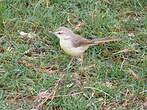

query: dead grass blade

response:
[114,48,138,54]
[125,68,139,80]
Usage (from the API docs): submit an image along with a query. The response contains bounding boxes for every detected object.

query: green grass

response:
[0,0,146,110]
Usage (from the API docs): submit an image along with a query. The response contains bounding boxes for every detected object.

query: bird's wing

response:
[71,34,92,47]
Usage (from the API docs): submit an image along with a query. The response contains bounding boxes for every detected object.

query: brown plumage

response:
[52,27,121,56]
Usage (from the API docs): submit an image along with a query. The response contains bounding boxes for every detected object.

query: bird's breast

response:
[59,39,89,56]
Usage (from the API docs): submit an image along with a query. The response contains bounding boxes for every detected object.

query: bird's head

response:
[51,27,73,40]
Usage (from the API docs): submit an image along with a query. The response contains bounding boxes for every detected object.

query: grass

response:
[0,0,146,109]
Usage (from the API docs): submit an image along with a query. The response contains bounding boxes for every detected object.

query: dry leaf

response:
[19,31,36,38]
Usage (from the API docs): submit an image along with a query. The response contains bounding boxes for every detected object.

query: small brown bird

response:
[51,27,120,57]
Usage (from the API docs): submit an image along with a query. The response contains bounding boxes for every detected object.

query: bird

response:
[50,27,120,57]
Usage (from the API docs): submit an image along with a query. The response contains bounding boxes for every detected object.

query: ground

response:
[0,0,146,110]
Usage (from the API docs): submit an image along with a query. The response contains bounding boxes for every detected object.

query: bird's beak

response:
[49,31,55,35]
[49,31,60,39]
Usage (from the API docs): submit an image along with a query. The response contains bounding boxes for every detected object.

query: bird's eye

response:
[57,32,62,34]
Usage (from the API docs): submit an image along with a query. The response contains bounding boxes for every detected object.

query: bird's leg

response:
[63,55,84,72]
[63,57,74,71]
[80,54,84,66]
[75,54,84,66]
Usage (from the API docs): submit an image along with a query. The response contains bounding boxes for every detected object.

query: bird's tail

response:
[92,37,121,44]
